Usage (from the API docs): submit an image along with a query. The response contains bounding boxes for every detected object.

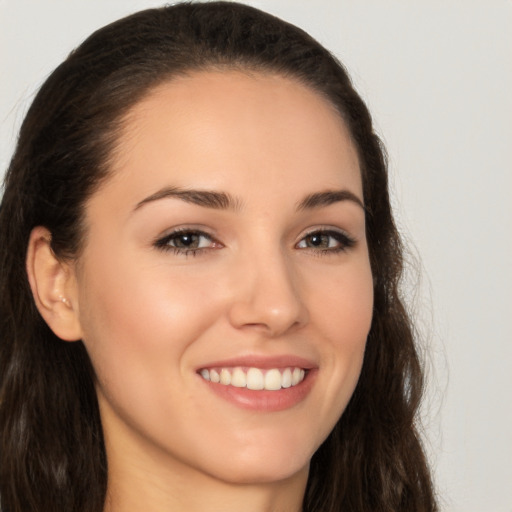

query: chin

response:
[213,460,310,487]
[200,440,314,486]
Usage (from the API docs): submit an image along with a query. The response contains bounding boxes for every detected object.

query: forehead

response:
[96,70,362,210]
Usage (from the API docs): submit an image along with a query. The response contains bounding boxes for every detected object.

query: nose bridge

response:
[227,238,308,336]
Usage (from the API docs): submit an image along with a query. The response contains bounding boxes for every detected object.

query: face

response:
[72,70,373,486]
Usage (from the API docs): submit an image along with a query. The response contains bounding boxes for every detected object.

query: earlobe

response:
[26,226,83,342]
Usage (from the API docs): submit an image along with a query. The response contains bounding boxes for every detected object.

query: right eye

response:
[154,229,220,256]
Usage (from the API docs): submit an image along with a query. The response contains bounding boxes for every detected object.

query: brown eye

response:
[303,233,332,248]
[154,230,217,254]
[171,232,203,249]
[296,230,355,253]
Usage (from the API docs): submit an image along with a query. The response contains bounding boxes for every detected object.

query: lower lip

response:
[200,370,317,412]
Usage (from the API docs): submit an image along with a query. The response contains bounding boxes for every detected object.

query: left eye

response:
[155,230,215,252]
[168,232,211,249]
[296,230,354,251]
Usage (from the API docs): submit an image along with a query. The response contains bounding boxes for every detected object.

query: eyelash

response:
[153,228,218,257]
[153,227,356,257]
[296,229,356,255]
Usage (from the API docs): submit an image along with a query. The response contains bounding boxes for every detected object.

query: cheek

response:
[75,250,225,394]
[309,256,373,345]
[75,254,232,460]
[305,257,373,418]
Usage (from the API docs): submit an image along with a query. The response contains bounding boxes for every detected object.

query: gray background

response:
[1,1,511,510]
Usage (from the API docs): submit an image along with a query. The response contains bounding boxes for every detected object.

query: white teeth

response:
[199,366,307,391]
[231,367,246,388]
[220,368,231,385]
[281,368,292,388]
[292,367,302,386]
[246,367,264,390]
[264,369,282,390]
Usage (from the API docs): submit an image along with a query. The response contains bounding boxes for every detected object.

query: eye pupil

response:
[308,234,326,247]
[175,233,198,248]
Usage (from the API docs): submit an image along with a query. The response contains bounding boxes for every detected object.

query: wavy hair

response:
[0,2,437,511]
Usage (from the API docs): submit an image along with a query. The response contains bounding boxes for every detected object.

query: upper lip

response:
[197,354,317,371]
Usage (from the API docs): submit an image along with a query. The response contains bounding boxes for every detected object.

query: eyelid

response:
[154,225,218,242]
[153,226,222,255]
[295,226,357,252]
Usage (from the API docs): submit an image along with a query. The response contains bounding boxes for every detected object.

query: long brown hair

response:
[0,2,437,511]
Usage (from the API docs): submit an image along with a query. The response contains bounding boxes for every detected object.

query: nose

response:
[227,248,309,337]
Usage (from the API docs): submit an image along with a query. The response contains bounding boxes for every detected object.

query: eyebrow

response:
[134,187,241,211]
[134,186,364,212]
[297,190,365,211]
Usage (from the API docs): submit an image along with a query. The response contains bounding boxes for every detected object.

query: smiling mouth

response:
[199,367,306,391]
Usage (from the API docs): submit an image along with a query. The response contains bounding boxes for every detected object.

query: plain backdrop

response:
[1,1,511,511]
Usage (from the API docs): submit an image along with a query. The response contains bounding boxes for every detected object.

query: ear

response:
[26,226,83,341]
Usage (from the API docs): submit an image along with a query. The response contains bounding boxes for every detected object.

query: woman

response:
[0,2,437,511]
